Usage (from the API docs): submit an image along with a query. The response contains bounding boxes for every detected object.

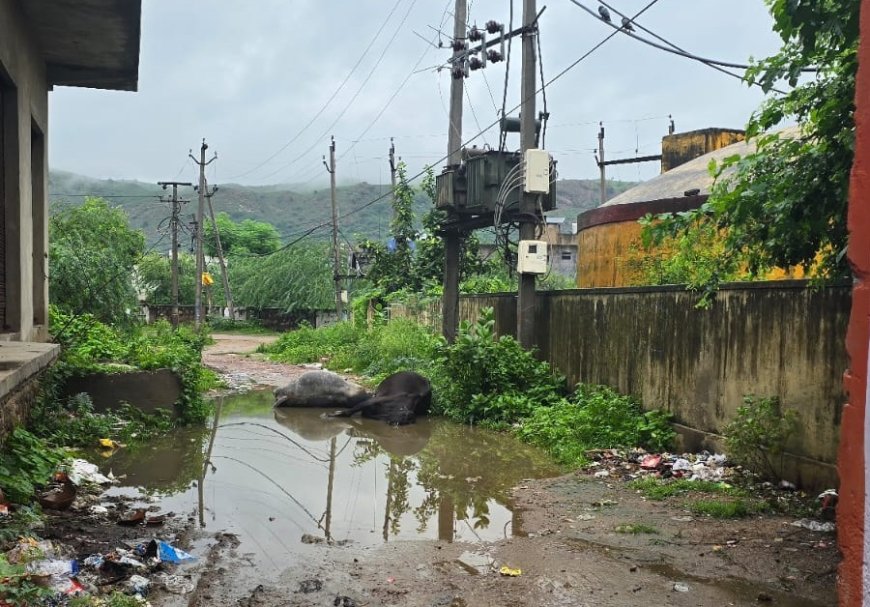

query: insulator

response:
[451,39,466,51]
[485,20,502,34]
[487,50,504,63]
[468,26,483,42]
[469,57,483,71]
[451,65,465,80]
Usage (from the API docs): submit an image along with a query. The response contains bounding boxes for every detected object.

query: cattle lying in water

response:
[273,370,369,408]
[330,371,432,426]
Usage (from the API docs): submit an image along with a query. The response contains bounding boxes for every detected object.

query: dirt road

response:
[203,332,306,390]
[175,334,839,607]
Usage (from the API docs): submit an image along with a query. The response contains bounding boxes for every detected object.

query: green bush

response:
[724,395,798,481]
[0,428,67,504]
[516,385,675,466]
[431,308,565,424]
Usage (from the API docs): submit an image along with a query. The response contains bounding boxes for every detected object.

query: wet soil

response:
[39,334,839,606]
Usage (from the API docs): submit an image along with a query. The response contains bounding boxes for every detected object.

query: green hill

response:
[48,170,637,248]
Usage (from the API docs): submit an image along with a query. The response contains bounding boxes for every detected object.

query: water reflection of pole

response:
[383,459,396,542]
[199,397,223,528]
[438,495,454,542]
[324,437,337,542]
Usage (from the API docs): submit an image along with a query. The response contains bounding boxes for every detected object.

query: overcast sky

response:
[49,0,783,189]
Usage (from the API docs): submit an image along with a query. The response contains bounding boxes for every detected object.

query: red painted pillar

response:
[841,2,870,604]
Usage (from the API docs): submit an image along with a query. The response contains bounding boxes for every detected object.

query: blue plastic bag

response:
[157,541,196,564]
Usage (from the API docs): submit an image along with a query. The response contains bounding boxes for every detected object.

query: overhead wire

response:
[499,0,514,152]
[259,0,421,183]
[226,0,406,181]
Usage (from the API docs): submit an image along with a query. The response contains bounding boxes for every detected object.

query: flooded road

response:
[96,390,559,573]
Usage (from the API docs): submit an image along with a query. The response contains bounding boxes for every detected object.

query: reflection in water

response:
[98,390,559,561]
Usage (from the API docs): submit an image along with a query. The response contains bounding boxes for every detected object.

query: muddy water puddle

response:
[95,390,559,569]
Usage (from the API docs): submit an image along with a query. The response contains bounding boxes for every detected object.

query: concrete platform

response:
[0,341,60,401]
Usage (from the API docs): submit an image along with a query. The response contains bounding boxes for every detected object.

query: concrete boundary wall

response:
[390,280,849,489]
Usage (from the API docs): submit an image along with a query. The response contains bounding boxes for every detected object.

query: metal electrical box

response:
[517,240,548,274]
[524,149,551,193]
[435,149,556,216]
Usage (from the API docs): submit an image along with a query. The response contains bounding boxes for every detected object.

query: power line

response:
[226,0,406,181]
[258,0,421,182]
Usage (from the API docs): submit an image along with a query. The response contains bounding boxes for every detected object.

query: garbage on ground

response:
[588,448,732,483]
[38,477,76,511]
[155,572,196,595]
[791,519,836,533]
[123,574,151,597]
[499,566,522,577]
[334,596,358,607]
[156,540,196,563]
[68,459,115,486]
[118,509,147,526]
[673,582,690,593]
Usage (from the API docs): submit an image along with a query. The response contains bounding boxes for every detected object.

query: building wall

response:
[839,1,870,604]
[390,281,848,489]
[0,0,49,342]
[577,221,645,287]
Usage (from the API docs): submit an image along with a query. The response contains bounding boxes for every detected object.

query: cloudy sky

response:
[49,0,783,189]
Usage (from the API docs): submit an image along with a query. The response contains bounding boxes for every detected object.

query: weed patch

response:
[689,498,769,519]
[628,477,745,501]
[0,428,67,504]
[615,523,659,534]
[725,395,798,481]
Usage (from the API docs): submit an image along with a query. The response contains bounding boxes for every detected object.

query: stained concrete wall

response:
[390,281,848,489]
[0,0,49,342]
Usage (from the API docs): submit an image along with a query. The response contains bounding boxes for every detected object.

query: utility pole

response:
[323,137,343,319]
[517,0,538,350]
[597,123,606,205]
[204,182,234,320]
[442,0,467,344]
[389,137,398,200]
[158,181,192,328]
[190,140,217,329]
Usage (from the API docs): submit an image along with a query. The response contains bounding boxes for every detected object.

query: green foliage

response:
[0,428,67,504]
[0,553,54,606]
[205,212,281,256]
[628,477,745,501]
[135,251,196,306]
[49,197,146,324]
[229,243,334,312]
[431,308,565,426]
[689,498,769,519]
[207,317,274,334]
[724,395,799,481]
[44,307,212,426]
[516,386,675,466]
[263,318,438,380]
[640,0,857,295]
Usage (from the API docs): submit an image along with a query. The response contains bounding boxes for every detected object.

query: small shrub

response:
[0,428,67,504]
[431,308,565,423]
[516,385,675,466]
[724,395,799,481]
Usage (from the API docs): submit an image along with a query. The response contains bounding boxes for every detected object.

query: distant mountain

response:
[48,170,638,248]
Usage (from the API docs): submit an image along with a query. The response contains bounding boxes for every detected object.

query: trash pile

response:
[586,448,733,482]
[2,536,196,605]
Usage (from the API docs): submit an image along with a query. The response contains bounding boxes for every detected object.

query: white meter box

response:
[517,240,548,274]
[524,149,551,193]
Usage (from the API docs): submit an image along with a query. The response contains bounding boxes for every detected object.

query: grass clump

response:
[628,477,745,501]
[689,498,769,519]
[615,523,659,534]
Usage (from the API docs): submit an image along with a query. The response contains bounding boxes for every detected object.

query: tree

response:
[228,243,334,312]
[644,0,858,286]
[204,212,280,256]
[135,252,196,305]
[50,197,146,324]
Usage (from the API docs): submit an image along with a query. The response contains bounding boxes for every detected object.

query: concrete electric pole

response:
[517,0,538,349]
[204,183,234,320]
[442,0,467,344]
[158,180,192,328]
[190,140,217,329]
[323,137,344,320]
[597,122,606,205]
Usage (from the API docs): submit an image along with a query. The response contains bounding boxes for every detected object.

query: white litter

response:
[791,519,836,533]
[68,459,114,486]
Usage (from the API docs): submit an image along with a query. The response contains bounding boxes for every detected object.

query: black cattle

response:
[330,371,431,426]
